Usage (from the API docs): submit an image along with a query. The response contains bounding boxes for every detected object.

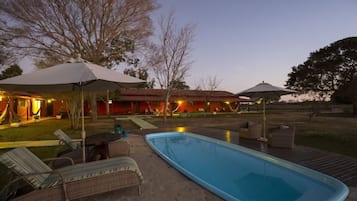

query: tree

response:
[286,37,357,115]
[0,25,12,65]
[0,0,157,128]
[196,75,222,90]
[124,67,155,88]
[170,79,190,90]
[0,64,22,80]
[149,12,194,120]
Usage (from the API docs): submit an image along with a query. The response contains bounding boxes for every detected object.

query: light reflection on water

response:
[175,126,186,133]
[225,130,231,142]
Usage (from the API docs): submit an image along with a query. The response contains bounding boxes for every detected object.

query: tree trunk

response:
[163,95,168,122]
[163,89,171,122]
[106,90,110,116]
[353,99,357,117]
[66,98,80,129]
[8,96,14,122]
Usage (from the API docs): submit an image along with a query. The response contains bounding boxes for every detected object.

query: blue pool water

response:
[145,132,349,201]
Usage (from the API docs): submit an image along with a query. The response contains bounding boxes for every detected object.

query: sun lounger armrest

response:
[1,170,70,201]
[43,157,75,166]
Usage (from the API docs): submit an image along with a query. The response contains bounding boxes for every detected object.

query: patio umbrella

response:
[237,81,296,141]
[0,59,145,162]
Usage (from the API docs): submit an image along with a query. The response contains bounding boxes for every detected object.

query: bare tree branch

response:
[196,75,222,91]
[0,0,157,127]
[0,0,157,68]
[148,11,194,120]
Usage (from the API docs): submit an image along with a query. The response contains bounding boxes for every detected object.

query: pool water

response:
[146,132,349,201]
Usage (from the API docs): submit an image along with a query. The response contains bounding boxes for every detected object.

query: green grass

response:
[0,119,77,141]
[296,134,357,158]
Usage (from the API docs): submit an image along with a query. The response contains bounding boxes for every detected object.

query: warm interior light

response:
[0,96,2,101]
[225,101,230,105]
[47,99,52,103]
[177,100,183,105]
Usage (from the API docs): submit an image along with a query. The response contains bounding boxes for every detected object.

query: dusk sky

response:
[153,0,357,93]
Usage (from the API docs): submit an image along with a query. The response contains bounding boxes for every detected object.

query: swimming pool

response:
[146,132,349,201]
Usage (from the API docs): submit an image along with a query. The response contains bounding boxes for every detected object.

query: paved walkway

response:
[127,116,158,129]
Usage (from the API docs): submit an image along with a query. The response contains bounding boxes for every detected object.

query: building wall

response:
[54,99,237,116]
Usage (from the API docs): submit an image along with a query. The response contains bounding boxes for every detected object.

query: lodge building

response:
[0,88,246,123]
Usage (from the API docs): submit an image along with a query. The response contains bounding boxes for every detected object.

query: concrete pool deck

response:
[82,130,357,201]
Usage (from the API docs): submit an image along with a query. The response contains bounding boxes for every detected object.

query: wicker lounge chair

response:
[53,129,79,151]
[53,129,84,166]
[53,130,129,164]
[239,121,262,139]
[268,125,295,148]
[0,147,143,201]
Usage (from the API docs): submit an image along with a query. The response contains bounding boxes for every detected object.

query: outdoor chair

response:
[53,129,80,151]
[267,125,295,149]
[53,130,130,166]
[0,147,143,201]
[88,139,131,161]
[107,139,130,158]
[53,129,84,166]
[239,121,262,140]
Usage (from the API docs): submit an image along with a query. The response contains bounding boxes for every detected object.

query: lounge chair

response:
[268,125,295,148]
[239,121,262,139]
[0,147,143,201]
[53,129,84,166]
[53,129,79,151]
[53,130,129,164]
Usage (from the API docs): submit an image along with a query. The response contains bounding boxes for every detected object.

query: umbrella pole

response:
[81,87,86,163]
[263,98,266,140]
[258,98,268,142]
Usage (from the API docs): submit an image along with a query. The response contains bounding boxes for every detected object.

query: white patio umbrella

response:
[0,59,145,162]
[237,81,296,142]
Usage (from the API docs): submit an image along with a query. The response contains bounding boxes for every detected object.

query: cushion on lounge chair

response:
[239,121,262,139]
[0,147,143,188]
[54,129,79,150]
[1,147,144,201]
[107,139,130,157]
[56,156,143,183]
[0,147,59,188]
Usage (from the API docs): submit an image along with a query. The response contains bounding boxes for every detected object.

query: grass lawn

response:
[0,112,356,158]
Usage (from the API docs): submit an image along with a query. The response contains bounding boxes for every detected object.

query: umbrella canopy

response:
[237,81,296,141]
[0,60,144,92]
[0,59,145,162]
[238,82,296,98]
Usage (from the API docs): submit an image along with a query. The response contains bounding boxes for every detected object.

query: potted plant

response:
[56,113,62,119]
[56,107,64,119]
[34,115,40,122]
[10,118,21,127]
